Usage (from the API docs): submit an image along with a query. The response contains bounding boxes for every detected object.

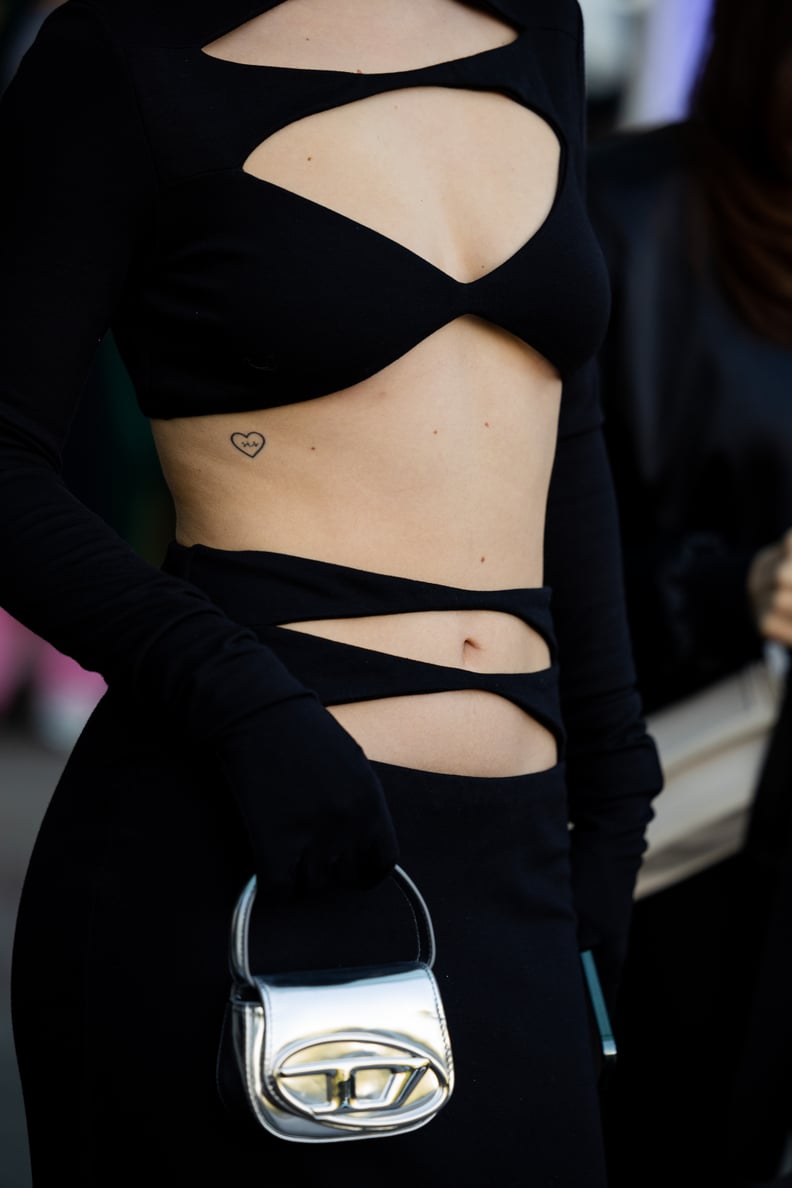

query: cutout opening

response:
[276,609,552,674]
[327,689,560,779]
[200,0,521,76]
[239,87,564,285]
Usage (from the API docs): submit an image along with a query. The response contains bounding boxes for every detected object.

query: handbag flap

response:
[249,962,454,1137]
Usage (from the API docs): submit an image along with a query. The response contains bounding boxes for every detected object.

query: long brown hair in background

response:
[688,0,792,348]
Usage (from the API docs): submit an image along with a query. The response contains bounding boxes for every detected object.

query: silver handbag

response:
[216,866,454,1143]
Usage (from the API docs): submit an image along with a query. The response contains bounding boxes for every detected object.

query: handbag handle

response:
[229,866,436,987]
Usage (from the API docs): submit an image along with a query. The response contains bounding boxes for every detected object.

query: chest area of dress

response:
[129,31,608,379]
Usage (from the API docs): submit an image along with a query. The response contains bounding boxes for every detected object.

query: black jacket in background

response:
[588,122,792,714]
[588,122,792,1186]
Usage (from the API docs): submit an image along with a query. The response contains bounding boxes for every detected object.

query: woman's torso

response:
[122,0,606,774]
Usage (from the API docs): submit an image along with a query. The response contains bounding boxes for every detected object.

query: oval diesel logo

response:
[272,1032,451,1128]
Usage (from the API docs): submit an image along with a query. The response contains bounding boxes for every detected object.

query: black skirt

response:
[12,545,607,1186]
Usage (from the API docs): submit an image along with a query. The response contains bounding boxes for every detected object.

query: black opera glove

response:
[215,691,399,901]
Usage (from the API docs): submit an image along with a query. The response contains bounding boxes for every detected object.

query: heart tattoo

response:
[230,431,265,458]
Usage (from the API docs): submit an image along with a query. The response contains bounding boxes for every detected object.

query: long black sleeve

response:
[545,363,663,1005]
[0,2,397,896]
[543,20,663,1005]
[0,2,310,746]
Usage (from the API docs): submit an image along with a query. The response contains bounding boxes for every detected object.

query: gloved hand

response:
[215,691,399,901]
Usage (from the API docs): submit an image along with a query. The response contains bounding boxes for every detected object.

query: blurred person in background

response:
[587,0,792,1183]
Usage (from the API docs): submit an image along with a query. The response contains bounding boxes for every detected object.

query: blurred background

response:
[3,1,791,1186]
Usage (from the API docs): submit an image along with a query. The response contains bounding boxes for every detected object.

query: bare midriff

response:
[152,0,564,778]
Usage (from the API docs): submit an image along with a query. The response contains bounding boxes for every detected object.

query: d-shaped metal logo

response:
[272,1032,451,1130]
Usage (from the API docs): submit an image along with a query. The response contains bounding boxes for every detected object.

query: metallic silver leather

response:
[221,867,454,1143]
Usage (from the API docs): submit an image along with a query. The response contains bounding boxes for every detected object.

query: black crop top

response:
[0,0,612,441]
[113,1,609,415]
[0,0,660,989]
[0,0,610,431]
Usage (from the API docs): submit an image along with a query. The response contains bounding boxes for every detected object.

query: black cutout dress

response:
[0,2,662,1183]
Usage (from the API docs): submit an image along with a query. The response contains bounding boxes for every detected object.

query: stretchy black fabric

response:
[165,541,566,743]
[1,0,610,428]
[5,3,663,1181]
[3,0,660,1031]
[12,549,608,1183]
